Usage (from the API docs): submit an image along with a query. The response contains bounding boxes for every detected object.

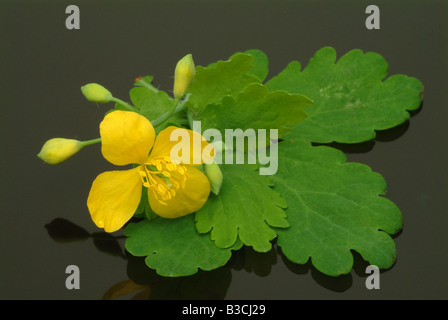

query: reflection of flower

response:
[87,110,214,233]
[102,280,150,300]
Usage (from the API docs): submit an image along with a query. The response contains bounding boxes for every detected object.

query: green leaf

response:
[133,186,158,221]
[129,86,188,133]
[266,47,423,143]
[272,140,402,276]
[195,83,312,143]
[124,215,242,277]
[187,52,261,111]
[244,49,269,82]
[195,164,289,253]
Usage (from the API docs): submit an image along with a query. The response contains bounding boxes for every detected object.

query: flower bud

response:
[81,83,112,103]
[204,161,223,195]
[173,54,195,100]
[37,138,82,165]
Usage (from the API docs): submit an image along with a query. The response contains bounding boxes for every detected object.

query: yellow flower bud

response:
[37,138,82,165]
[81,83,112,103]
[204,161,223,195]
[173,54,196,100]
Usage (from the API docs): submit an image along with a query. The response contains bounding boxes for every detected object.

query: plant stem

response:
[151,93,192,128]
[79,137,101,148]
[110,96,135,111]
[136,79,158,93]
[186,108,195,130]
[151,98,180,127]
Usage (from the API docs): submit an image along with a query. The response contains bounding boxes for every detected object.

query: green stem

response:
[151,93,192,128]
[151,98,180,127]
[79,137,101,148]
[110,96,135,112]
[186,108,195,130]
[136,79,158,93]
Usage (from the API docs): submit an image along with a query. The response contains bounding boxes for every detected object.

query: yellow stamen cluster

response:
[138,156,188,205]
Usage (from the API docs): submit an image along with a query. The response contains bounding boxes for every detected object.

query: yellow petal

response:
[149,126,215,165]
[100,110,155,166]
[87,168,142,232]
[147,165,210,218]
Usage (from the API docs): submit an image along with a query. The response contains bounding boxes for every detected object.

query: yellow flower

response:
[173,54,195,100]
[37,138,82,165]
[87,110,214,233]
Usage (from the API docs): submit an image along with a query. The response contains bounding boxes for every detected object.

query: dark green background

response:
[1,0,447,299]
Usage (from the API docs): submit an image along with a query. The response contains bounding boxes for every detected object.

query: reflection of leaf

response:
[272,140,402,276]
[127,254,232,299]
[92,232,126,258]
[266,47,423,143]
[229,245,277,277]
[45,218,90,243]
[242,246,277,277]
[124,215,241,277]
[195,164,288,252]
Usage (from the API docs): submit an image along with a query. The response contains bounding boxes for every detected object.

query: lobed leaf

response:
[124,215,241,277]
[266,47,423,143]
[272,140,403,276]
[186,52,261,112]
[195,83,312,143]
[195,164,289,252]
[244,49,269,82]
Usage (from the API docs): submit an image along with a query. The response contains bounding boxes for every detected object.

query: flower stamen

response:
[138,158,189,205]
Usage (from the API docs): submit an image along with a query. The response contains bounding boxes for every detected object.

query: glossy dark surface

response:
[1,0,447,299]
